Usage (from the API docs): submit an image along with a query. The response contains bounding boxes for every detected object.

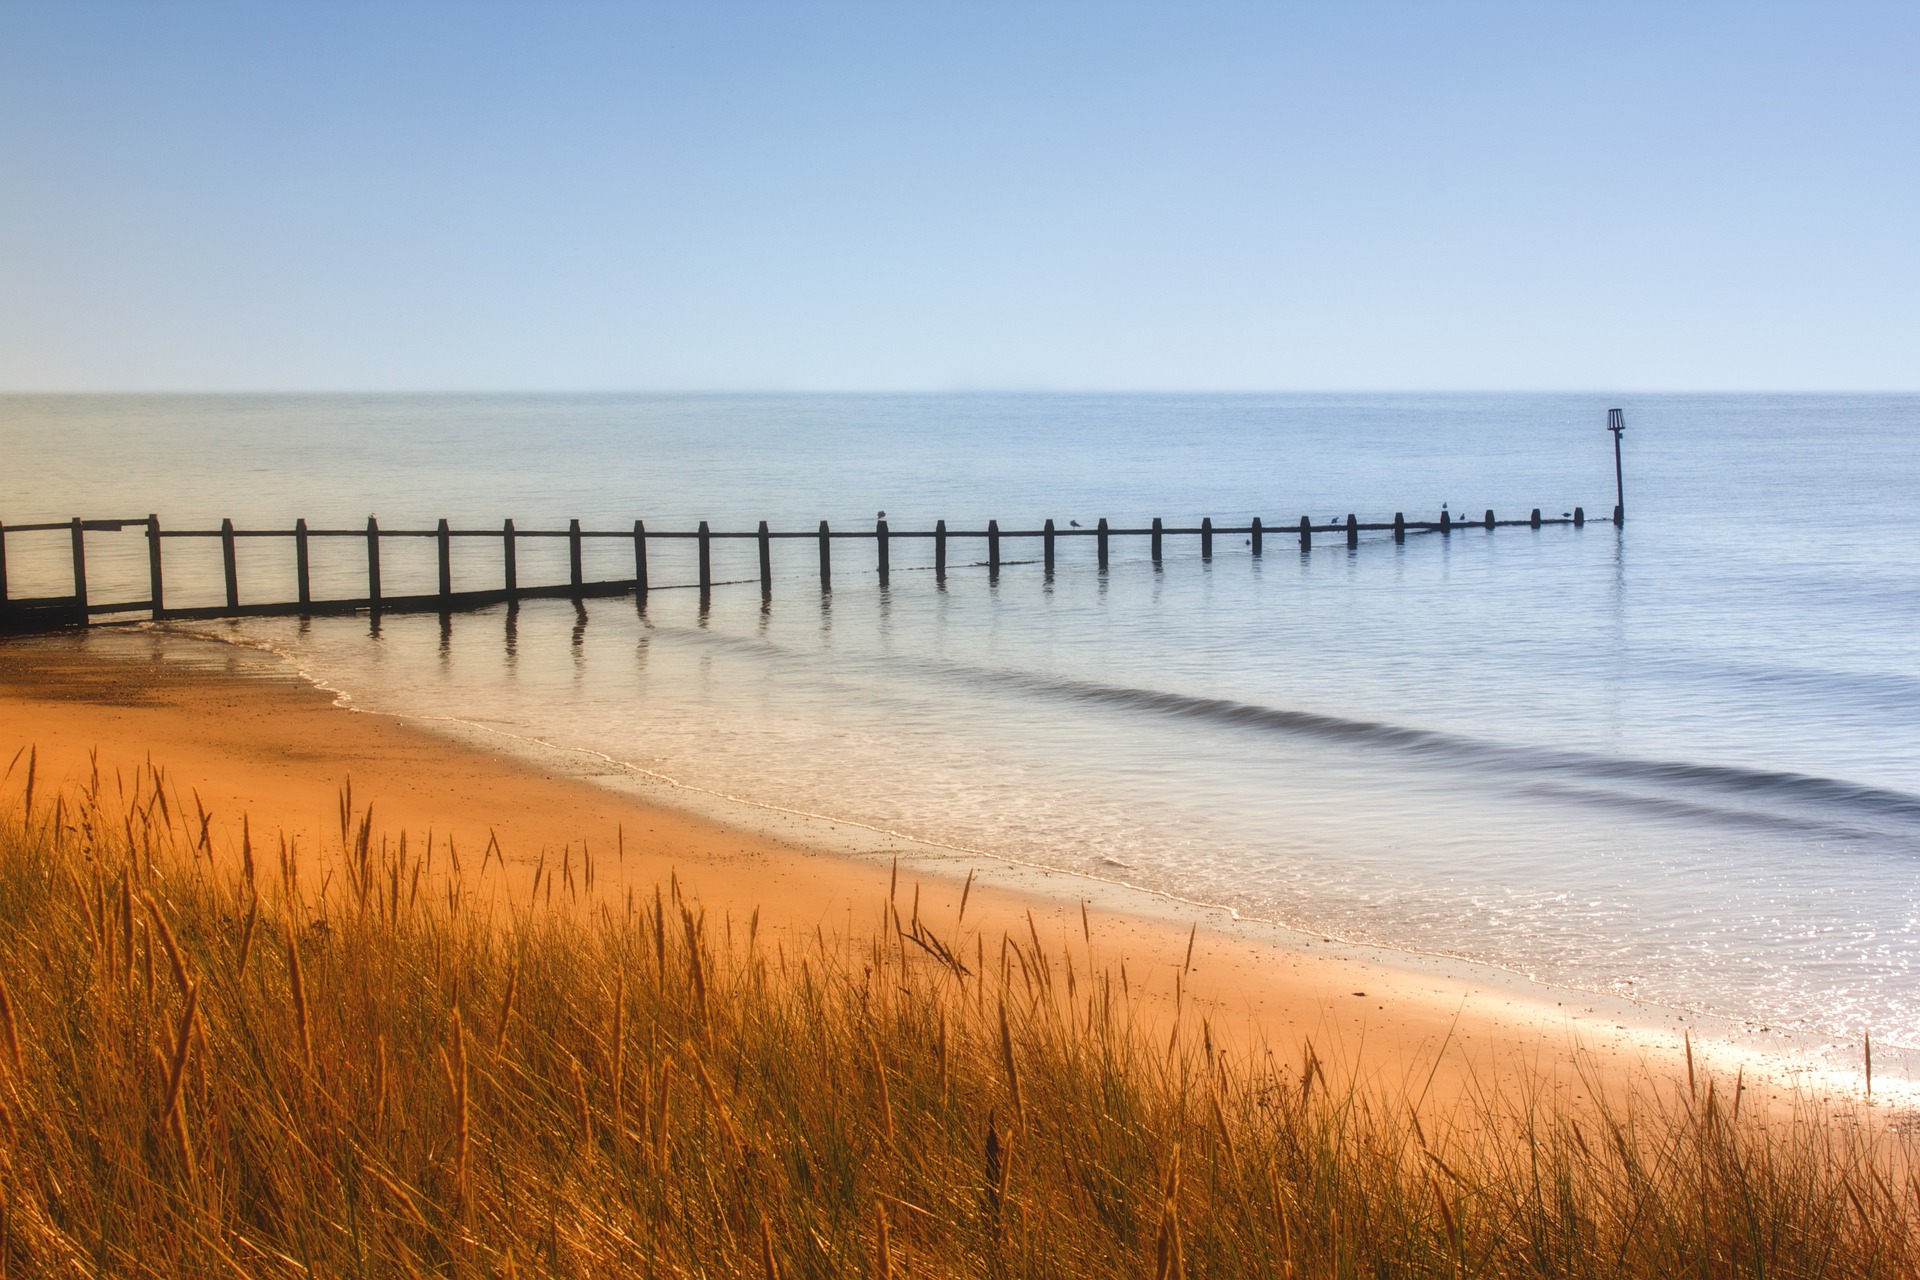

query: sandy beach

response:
[0,627,1740,1118]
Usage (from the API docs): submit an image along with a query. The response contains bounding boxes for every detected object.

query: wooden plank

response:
[1485,509,1495,530]
[935,519,947,582]
[295,518,311,606]
[1393,512,1405,543]
[1251,516,1262,556]
[504,519,519,595]
[1201,516,1212,560]
[1346,514,1358,548]
[569,518,584,590]
[438,518,453,601]
[698,520,712,593]
[1097,517,1109,570]
[877,518,890,587]
[1574,506,1585,526]
[1298,516,1310,552]
[1043,518,1055,575]
[0,520,7,603]
[988,519,1001,575]
[147,515,165,618]
[818,520,832,592]
[1440,508,1452,534]
[1531,508,1542,529]
[1151,517,1163,564]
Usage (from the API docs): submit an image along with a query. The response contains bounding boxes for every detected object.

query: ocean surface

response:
[5,392,1919,1076]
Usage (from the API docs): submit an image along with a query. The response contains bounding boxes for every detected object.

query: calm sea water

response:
[6,393,1919,1070]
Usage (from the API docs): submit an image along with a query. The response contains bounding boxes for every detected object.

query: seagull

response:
[877,510,886,520]
[1070,520,1081,528]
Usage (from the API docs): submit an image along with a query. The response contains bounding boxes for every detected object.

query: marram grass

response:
[0,752,1913,1277]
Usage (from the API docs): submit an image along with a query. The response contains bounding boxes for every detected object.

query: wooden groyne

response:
[0,505,1604,635]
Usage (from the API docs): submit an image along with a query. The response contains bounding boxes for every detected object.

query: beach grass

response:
[0,751,1913,1277]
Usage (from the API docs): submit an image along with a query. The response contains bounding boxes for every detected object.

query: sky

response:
[1,1,1915,392]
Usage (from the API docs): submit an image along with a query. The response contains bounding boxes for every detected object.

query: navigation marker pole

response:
[1608,407,1626,525]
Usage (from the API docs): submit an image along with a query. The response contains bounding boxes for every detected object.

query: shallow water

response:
[6,392,1919,1072]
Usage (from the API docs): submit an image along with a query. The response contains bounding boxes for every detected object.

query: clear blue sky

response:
[2,2,1914,392]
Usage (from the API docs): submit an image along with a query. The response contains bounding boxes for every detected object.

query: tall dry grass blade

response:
[759,1219,780,1280]
[496,955,520,1053]
[998,1000,1024,1123]
[0,971,23,1078]
[569,1055,592,1148]
[374,1034,388,1140]
[287,933,312,1076]
[163,982,199,1116]
[874,1202,893,1280]
[236,895,258,978]
[610,972,626,1142]
[451,1005,470,1203]
[869,1032,895,1145]
[958,867,975,924]
[1154,1145,1183,1280]
[653,1059,674,1169]
[22,746,34,823]
[144,896,191,997]
[118,870,134,985]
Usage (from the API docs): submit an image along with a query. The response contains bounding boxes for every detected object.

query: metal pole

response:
[1608,407,1626,525]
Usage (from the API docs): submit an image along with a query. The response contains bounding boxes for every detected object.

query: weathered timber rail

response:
[0,505,1600,636]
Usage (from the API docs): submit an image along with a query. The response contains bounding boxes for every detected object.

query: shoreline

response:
[0,626,1900,1112]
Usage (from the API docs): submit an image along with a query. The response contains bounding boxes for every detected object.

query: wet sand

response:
[0,629,1735,1116]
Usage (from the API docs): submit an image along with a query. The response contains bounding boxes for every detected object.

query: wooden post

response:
[1043,519,1055,575]
[630,520,645,602]
[366,517,381,608]
[1298,516,1310,552]
[1530,508,1541,529]
[70,518,87,617]
[0,521,8,604]
[437,518,452,602]
[1393,512,1405,543]
[504,519,519,595]
[220,518,239,609]
[758,521,772,597]
[697,520,712,593]
[1345,514,1357,548]
[1251,516,1263,556]
[935,519,948,582]
[818,521,832,592]
[988,520,1001,576]
[1573,507,1585,527]
[1200,517,1212,560]
[569,519,584,591]
[1097,518,1110,570]
[146,515,165,618]
[1151,518,1163,564]
[1440,508,1452,534]
[295,518,311,607]
[1484,509,1495,530]
[876,518,890,587]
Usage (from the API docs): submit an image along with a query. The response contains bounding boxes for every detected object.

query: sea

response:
[5,392,1918,1083]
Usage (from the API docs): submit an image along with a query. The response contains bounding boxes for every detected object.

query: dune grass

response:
[0,750,1913,1277]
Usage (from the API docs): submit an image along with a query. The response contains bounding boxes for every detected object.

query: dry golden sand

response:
[0,630,1715,1114]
